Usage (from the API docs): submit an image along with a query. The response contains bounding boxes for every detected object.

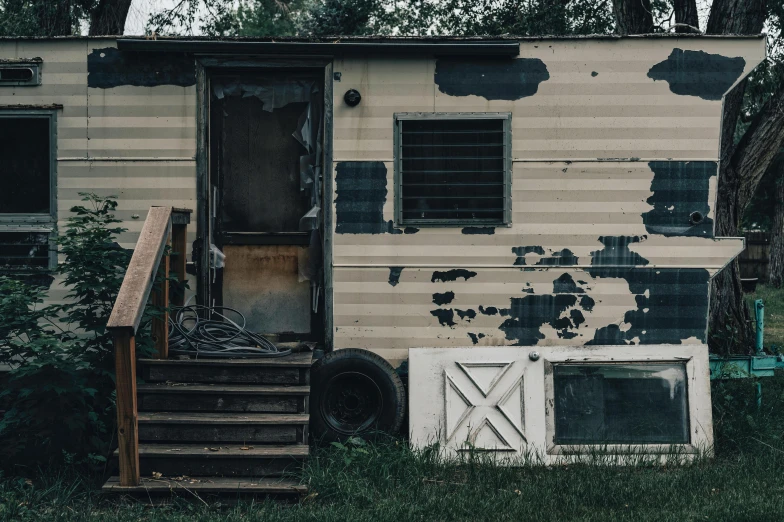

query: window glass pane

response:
[400,118,505,223]
[0,232,50,270]
[553,363,689,444]
[0,117,50,214]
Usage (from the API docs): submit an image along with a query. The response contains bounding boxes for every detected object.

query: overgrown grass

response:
[745,284,784,350]
[2,374,784,521]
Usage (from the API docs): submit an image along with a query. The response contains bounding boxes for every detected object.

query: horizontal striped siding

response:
[330,161,742,270]
[333,267,707,365]
[333,38,762,161]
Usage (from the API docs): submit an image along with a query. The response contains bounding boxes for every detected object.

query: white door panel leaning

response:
[409,345,713,464]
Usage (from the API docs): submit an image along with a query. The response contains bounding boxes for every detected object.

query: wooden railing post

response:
[113,329,139,487]
[151,241,170,359]
[170,211,190,307]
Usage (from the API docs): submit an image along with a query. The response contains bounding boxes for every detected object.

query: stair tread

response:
[137,383,310,395]
[139,352,313,368]
[139,412,309,424]
[118,443,309,458]
[102,476,307,495]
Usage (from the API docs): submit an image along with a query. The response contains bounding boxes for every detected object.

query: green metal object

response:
[710,355,777,379]
[755,299,764,354]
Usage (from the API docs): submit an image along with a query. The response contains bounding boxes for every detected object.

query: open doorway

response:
[206,69,325,342]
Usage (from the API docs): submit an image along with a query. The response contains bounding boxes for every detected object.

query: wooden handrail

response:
[107,206,191,487]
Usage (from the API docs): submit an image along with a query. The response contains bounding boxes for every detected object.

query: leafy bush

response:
[0,194,153,472]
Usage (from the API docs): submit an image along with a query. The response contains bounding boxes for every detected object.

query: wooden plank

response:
[151,240,170,359]
[170,223,188,307]
[136,384,310,395]
[114,330,139,487]
[102,476,307,495]
[138,412,309,424]
[131,443,309,457]
[107,206,172,333]
[138,351,313,367]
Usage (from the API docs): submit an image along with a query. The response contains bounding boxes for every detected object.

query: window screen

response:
[553,363,690,445]
[0,117,51,214]
[396,116,509,225]
[0,113,55,272]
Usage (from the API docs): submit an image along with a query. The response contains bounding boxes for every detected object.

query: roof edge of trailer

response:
[112,34,767,56]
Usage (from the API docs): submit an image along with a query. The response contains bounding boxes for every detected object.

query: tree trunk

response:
[612,0,653,34]
[89,0,134,36]
[706,0,766,35]
[769,156,784,288]
[34,0,73,36]
[673,0,699,33]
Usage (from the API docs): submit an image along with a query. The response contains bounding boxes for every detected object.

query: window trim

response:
[542,347,712,459]
[393,112,512,227]
[0,109,58,271]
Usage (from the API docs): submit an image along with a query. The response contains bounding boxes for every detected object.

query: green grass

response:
[3,375,784,521]
[746,284,784,350]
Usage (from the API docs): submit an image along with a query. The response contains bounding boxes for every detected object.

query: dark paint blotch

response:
[591,71,598,77]
[88,47,195,88]
[642,161,716,237]
[536,248,579,266]
[431,269,477,283]
[579,295,595,312]
[404,227,420,234]
[388,267,403,287]
[479,306,499,316]
[513,246,545,265]
[589,236,649,267]
[647,48,745,101]
[455,309,476,321]
[585,268,710,345]
[435,57,550,101]
[335,162,390,234]
[462,227,495,235]
[553,273,585,294]
[432,291,455,306]
[430,309,456,327]
[467,332,486,345]
[498,294,578,345]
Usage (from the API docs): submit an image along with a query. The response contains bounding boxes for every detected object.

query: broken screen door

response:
[213,93,312,335]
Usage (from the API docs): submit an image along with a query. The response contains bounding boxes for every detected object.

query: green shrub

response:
[0,194,154,472]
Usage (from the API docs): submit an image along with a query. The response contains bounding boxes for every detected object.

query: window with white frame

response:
[0,111,57,272]
[394,113,511,226]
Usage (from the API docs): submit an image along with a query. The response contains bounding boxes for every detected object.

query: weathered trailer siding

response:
[0,39,197,303]
[331,38,765,364]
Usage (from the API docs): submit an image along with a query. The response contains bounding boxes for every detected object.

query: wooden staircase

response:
[103,352,312,497]
[100,207,311,498]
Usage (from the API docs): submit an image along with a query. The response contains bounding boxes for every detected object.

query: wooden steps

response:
[104,352,313,498]
[103,476,307,496]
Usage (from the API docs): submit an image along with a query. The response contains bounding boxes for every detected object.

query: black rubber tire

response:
[310,348,406,443]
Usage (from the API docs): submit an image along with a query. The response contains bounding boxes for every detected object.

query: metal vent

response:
[397,116,510,225]
[0,61,41,86]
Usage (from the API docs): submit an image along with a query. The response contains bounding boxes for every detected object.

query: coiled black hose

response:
[168,305,291,358]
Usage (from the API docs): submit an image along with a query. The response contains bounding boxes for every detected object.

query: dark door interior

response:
[208,71,324,339]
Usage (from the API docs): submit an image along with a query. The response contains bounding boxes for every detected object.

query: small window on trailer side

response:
[394,113,511,226]
[0,110,57,272]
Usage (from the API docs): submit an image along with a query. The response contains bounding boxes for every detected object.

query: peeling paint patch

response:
[642,161,716,237]
[479,306,499,316]
[591,71,598,77]
[431,269,477,283]
[467,332,486,345]
[88,47,195,88]
[553,273,585,294]
[462,227,495,235]
[586,268,710,345]
[388,267,403,287]
[536,248,579,266]
[512,246,545,265]
[455,309,476,321]
[432,291,455,306]
[430,309,456,327]
[589,236,649,266]
[498,294,579,345]
[404,227,420,234]
[647,48,745,101]
[335,162,397,234]
[579,295,595,311]
[435,57,550,100]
